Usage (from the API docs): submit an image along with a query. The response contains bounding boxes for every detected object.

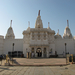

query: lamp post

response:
[65,43,67,64]
[13,43,14,51]
[12,43,15,57]
[12,43,14,64]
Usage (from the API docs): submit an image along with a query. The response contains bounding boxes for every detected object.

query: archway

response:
[36,48,42,57]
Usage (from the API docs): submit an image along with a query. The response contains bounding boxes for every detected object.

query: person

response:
[32,53,34,57]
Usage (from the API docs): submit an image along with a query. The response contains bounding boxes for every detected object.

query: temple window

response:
[44,35,46,40]
[38,35,40,40]
[32,35,34,40]
[32,32,34,35]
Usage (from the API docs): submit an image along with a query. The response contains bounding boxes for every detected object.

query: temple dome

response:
[54,30,62,39]
[35,10,43,28]
[63,26,72,39]
[27,27,30,31]
[47,22,51,30]
[63,20,72,39]
[5,20,15,39]
[55,34,62,39]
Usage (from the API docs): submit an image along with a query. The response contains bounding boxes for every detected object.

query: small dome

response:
[47,27,51,30]
[5,26,15,39]
[27,27,30,31]
[47,22,51,30]
[54,33,62,39]
[63,26,72,39]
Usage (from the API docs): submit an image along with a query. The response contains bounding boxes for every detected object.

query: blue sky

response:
[0,0,75,38]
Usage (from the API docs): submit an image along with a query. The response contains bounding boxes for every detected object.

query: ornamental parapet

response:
[23,28,55,35]
[23,31,30,35]
[29,44,49,47]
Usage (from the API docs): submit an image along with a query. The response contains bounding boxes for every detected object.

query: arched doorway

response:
[36,48,42,57]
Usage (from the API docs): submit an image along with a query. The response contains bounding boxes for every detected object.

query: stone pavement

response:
[0,60,6,66]
[10,58,66,66]
[0,64,75,75]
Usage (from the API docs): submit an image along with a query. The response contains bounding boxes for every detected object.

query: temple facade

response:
[0,10,75,58]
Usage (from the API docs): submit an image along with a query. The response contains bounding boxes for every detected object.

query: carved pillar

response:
[35,33,37,41]
[42,47,44,57]
[46,32,48,40]
[34,47,36,57]
[47,47,49,57]
[30,47,31,53]
[30,47,32,57]
[30,32,32,40]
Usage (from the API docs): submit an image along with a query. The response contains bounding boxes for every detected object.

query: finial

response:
[28,21,30,27]
[48,22,50,27]
[58,29,59,34]
[10,20,12,27]
[38,10,40,16]
[67,20,69,27]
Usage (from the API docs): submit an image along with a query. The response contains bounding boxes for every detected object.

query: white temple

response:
[0,10,75,57]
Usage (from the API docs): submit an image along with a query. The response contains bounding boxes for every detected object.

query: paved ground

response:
[10,58,66,66]
[0,60,6,65]
[0,64,75,75]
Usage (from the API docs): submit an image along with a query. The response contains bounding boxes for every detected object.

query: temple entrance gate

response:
[36,48,42,57]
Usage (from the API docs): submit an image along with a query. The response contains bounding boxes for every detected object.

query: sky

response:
[0,0,75,38]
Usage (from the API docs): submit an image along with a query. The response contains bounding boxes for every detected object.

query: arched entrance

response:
[36,48,42,57]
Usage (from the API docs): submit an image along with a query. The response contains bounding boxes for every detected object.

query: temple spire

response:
[10,20,12,27]
[48,22,50,27]
[67,20,69,27]
[38,10,40,16]
[57,29,59,35]
[58,29,59,34]
[28,21,30,27]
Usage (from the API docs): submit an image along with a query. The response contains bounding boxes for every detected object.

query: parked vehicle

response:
[0,54,6,60]
[2,54,6,59]
[0,55,3,61]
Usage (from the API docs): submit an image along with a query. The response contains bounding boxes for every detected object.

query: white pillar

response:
[30,32,32,40]
[47,47,49,57]
[34,47,36,57]
[42,48,44,57]
[46,32,48,40]
[29,47,31,53]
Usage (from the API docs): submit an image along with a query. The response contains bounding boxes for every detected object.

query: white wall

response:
[4,39,23,54]
[30,40,48,45]
[50,44,55,54]
[23,43,29,57]
[0,35,4,55]
[55,39,75,55]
